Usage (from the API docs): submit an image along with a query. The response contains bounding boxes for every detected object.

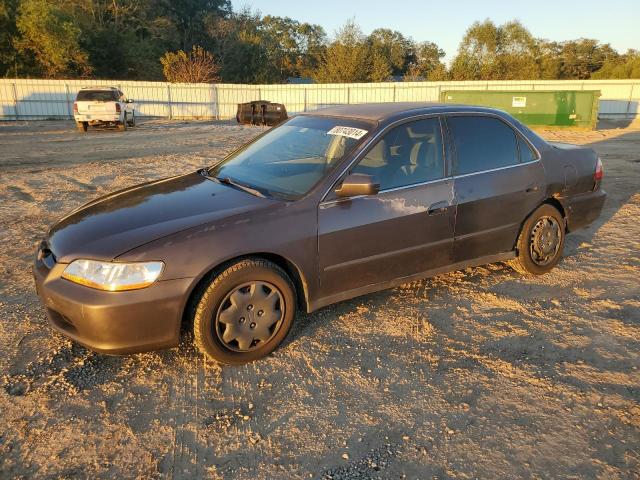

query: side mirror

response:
[335,173,380,198]
[127,99,134,103]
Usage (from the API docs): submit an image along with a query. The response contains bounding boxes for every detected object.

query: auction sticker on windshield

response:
[327,126,369,140]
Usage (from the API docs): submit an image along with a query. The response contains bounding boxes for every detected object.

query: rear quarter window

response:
[76,90,118,102]
[518,136,538,163]
[447,115,519,175]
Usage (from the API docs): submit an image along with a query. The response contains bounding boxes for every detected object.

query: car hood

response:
[48,171,274,263]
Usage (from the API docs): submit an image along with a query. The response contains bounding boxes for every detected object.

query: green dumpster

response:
[439,90,600,129]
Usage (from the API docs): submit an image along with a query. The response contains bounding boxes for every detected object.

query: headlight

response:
[61,259,164,291]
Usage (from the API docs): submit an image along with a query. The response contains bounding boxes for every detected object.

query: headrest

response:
[413,142,435,167]
[407,124,436,140]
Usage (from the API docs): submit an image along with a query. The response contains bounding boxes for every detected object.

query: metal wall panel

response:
[1,79,639,121]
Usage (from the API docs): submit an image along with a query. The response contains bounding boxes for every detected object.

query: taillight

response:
[73,102,78,113]
[115,103,121,113]
[594,157,603,189]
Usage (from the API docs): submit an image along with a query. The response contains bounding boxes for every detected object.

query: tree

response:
[497,21,540,79]
[368,28,413,77]
[369,51,392,82]
[294,22,326,78]
[0,0,18,76]
[592,50,640,79]
[256,15,327,80]
[450,19,499,80]
[64,0,165,80]
[313,20,370,83]
[450,19,540,80]
[154,0,231,51]
[15,0,92,78]
[404,41,446,80]
[555,39,618,79]
[161,45,220,83]
[0,4,634,83]
[260,16,302,79]
[536,40,562,80]
[212,8,276,83]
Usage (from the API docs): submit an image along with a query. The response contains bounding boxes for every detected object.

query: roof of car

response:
[80,86,118,90]
[302,102,497,122]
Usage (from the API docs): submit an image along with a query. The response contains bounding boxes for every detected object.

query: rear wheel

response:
[510,204,565,275]
[193,259,296,365]
[118,113,127,131]
[76,121,88,132]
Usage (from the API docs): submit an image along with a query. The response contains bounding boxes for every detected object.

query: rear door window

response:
[447,115,519,175]
[76,90,118,102]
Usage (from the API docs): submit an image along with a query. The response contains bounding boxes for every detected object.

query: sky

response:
[231,0,640,63]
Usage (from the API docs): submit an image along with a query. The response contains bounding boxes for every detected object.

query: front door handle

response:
[525,184,540,193]
[428,201,448,215]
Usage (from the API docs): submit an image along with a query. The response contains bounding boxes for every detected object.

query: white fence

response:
[1,78,639,121]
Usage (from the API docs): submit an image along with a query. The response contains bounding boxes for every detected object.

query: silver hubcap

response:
[215,281,284,352]
[529,216,561,266]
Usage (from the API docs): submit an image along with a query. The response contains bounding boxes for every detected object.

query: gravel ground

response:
[0,119,638,479]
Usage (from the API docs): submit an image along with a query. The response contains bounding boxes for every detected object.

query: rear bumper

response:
[33,248,192,355]
[74,114,122,123]
[562,189,607,232]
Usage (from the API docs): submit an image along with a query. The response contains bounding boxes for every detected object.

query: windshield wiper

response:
[206,173,266,198]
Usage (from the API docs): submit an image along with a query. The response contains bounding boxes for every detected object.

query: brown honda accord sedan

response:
[33,103,606,364]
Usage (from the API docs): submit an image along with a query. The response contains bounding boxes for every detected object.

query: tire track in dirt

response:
[216,359,280,477]
[169,354,201,479]
[168,351,230,478]
[221,364,256,474]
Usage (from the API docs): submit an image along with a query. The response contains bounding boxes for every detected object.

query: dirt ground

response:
[0,119,638,479]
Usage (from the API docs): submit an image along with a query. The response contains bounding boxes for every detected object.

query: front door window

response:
[350,117,445,191]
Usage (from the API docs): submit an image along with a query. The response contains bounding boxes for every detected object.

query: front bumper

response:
[33,246,192,355]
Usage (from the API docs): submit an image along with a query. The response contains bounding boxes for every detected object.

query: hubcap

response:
[529,216,562,266]
[214,281,284,352]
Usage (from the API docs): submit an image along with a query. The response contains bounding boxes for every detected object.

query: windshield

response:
[207,115,373,200]
[76,90,119,102]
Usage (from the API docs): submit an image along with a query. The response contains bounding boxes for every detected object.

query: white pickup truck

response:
[73,87,135,132]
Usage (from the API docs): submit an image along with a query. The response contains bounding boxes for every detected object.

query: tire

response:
[128,111,135,127]
[118,113,127,131]
[510,203,565,275]
[76,121,88,132]
[193,259,296,365]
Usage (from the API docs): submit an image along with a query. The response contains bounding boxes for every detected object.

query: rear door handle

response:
[525,184,540,193]
[428,201,448,215]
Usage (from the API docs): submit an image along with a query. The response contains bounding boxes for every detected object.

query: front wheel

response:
[118,113,127,131]
[127,111,135,127]
[193,259,296,365]
[510,204,565,275]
